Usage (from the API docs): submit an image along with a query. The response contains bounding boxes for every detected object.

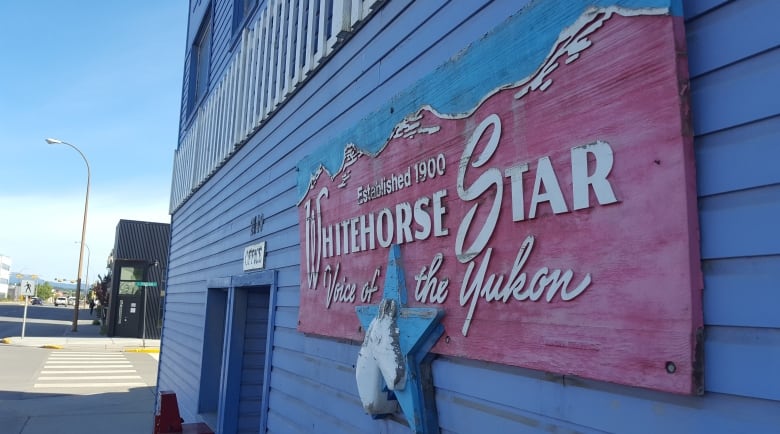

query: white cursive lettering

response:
[414,253,449,304]
[323,263,357,308]
[459,236,591,336]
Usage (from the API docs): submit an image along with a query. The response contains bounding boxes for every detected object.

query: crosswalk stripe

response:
[35,351,148,390]
[45,358,123,362]
[52,351,122,356]
[49,352,124,355]
[49,357,125,362]
[38,375,141,380]
[33,382,147,388]
[42,365,133,369]
[41,369,137,374]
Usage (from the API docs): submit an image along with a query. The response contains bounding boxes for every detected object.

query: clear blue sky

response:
[0,2,188,285]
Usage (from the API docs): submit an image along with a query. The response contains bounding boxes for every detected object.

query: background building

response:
[157,1,780,433]
[106,219,170,339]
[0,255,11,298]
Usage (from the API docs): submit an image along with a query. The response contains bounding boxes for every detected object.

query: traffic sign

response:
[20,280,35,296]
[135,281,158,287]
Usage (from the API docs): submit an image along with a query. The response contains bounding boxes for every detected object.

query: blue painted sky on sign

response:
[0,2,187,285]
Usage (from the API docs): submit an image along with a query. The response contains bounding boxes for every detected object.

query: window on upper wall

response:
[189,9,212,115]
[233,0,258,34]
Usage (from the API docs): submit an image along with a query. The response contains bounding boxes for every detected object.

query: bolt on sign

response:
[296,1,702,395]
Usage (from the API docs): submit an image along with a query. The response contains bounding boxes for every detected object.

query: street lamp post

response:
[46,138,90,332]
[76,241,91,299]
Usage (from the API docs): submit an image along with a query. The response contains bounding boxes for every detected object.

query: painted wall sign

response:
[250,214,264,236]
[297,3,702,394]
[243,241,267,271]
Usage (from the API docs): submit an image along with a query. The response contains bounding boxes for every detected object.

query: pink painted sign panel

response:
[297,10,702,394]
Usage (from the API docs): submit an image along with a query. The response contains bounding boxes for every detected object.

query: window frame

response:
[118,265,144,295]
[188,8,213,116]
[232,0,258,35]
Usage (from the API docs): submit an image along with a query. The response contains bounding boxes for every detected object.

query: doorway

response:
[200,271,276,433]
[113,264,144,337]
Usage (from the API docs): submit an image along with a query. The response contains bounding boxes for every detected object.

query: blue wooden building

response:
[157,0,780,433]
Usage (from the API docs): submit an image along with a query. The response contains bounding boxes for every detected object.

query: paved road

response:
[0,302,95,339]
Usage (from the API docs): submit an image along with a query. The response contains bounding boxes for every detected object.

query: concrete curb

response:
[2,338,67,349]
[0,336,161,351]
[124,348,161,353]
[2,338,64,349]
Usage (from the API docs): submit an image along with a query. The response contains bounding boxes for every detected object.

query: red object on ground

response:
[154,391,214,434]
[154,391,183,434]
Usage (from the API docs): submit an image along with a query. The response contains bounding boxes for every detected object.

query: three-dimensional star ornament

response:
[355,244,445,434]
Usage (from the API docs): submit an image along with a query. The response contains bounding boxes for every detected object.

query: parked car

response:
[30,297,42,305]
[54,296,68,307]
[67,296,76,305]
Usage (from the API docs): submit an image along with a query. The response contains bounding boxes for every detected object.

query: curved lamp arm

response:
[45,138,90,332]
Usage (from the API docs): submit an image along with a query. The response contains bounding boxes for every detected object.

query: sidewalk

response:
[2,318,160,352]
[0,384,157,434]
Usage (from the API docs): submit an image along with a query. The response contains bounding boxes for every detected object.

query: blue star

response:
[356,244,444,434]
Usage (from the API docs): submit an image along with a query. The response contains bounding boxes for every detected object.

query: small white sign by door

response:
[243,241,267,271]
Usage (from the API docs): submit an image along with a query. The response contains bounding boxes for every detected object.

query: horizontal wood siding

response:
[689,0,780,406]
[433,357,780,434]
[157,289,207,421]
[160,0,780,432]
